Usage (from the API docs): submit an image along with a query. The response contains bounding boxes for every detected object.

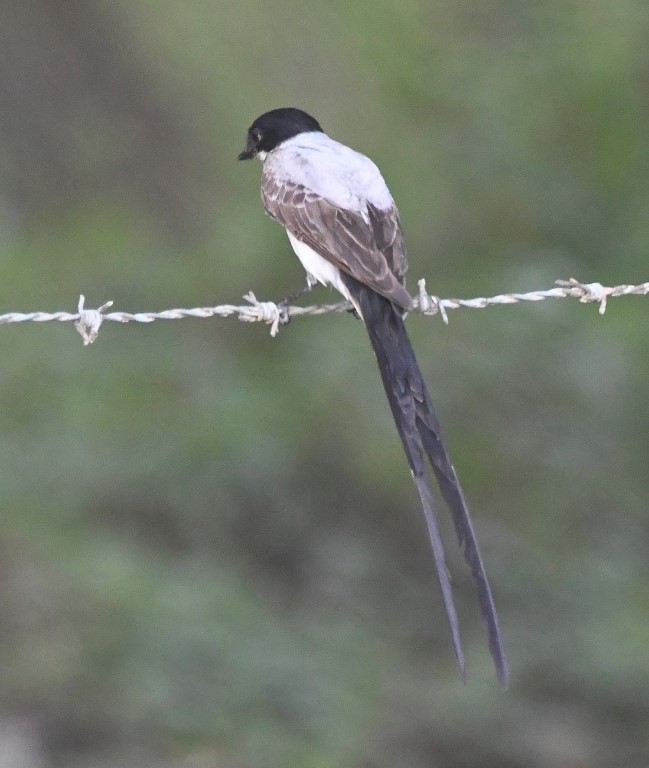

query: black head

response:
[238,107,323,160]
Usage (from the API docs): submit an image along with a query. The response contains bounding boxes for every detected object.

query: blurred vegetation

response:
[0,1,648,766]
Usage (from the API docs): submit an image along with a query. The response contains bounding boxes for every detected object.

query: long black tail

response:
[343,275,508,687]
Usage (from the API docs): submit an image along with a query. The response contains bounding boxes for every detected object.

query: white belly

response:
[286,231,354,305]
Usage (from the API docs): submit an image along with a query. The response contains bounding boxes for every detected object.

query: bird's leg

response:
[277,274,318,325]
[347,306,361,320]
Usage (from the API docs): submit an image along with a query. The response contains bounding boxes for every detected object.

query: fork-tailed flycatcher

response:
[239,107,508,687]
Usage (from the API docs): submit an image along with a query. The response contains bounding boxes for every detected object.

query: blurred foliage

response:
[0,1,648,766]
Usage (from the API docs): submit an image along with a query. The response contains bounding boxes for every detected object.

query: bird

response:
[238,107,508,687]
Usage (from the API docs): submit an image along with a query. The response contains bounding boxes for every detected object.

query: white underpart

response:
[286,231,355,306]
[263,131,396,314]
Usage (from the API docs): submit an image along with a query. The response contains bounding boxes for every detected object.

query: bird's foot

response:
[276,276,318,324]
[277,298,291,326]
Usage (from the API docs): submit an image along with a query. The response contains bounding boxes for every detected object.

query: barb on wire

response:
[0,277,646,346]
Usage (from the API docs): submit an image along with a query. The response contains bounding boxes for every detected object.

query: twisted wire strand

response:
[0,277,646,345]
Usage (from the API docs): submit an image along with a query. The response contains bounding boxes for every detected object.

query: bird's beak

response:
[237,138,256,161]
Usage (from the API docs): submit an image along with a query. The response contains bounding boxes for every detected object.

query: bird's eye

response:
[253,129,262,143]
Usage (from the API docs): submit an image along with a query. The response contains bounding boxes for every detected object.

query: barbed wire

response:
[0,277,646,346]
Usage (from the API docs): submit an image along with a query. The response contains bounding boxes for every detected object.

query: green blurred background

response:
[0,2,648,766]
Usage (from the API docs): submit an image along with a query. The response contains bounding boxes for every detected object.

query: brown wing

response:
[262,171,413,310]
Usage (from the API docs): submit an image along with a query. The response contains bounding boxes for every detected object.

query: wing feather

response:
[262,172,413,310]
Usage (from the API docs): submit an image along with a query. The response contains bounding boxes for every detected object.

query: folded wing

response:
[262,171,413,311]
